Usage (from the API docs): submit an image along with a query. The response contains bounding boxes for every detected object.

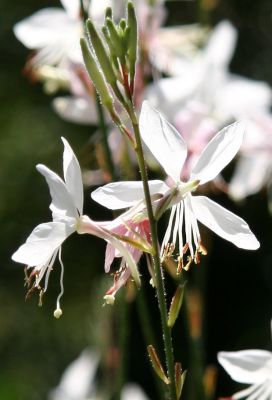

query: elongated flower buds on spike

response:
[86,20,116,87]
[168,284,185,328]
[127,1,137,92]
[106,18,125,59]
[147,345,170,385]
[80,38,114,112]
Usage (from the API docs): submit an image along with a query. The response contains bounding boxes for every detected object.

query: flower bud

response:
[80,38,114,112]
[127,1,137,91]
[105,18,125,59]
[86,20,116,85]
[175,363,186,399]
[147,345,170,385]
[167,284,185,328]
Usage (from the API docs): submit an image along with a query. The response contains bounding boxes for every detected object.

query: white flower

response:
[229,112,272,212]
[139,101,259,266]
[12,138,140,315]
[146,21,271,126]
[218,334,272,400]
[49,347,149,400]
[89,101,259,271]
[13,0,117,68]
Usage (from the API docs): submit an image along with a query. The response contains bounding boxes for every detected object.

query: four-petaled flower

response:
[140,101,259,268]
[12,138,140,316]
[218,333,272,400]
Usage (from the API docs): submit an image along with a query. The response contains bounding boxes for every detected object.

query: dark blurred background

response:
[0,1,272,399]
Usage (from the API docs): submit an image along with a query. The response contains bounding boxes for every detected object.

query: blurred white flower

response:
[229,112,272,212]
[49,349,99,400]
[218,337,272,400]
[146,20,271,125]
[49,348,149,400]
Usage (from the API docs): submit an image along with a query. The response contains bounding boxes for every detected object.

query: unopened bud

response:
[106,18,125,59]
[175,364,186,399]
[105,6,112,20]
[80,38,114,112]
[127,1,137,92]
[53,308,63,319]
[168,284,185,328]
[147,345,170,385]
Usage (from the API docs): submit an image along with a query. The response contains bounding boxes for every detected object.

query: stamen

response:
[160,205,177,258]
[54,248,64,319]
[177,255,183,275]
[183,256,193,271]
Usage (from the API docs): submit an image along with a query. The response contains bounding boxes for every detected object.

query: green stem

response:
[128,104,177,400]
[95,94,117,180]
[136,283,165,400]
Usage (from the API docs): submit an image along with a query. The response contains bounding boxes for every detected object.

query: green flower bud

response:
[167,284,185,328]
[106,17,125,59]
[105,6,113,20]
[127,1,138,90]
[80,38,114,111]
[86,19,116,86]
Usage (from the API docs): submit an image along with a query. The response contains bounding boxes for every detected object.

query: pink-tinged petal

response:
[53,97,99,126]
[60,0,79,19]
[105,243,116,273]
[139,101,187,181]
[14,9,71,49]
[191,122,244,185]
[229,155,270,200]
[191,196,260,250]
[218,350,272,384]
[91,180,168,210]
[12,222,72,266]
[62,138,83,216]
[36,164,77,220]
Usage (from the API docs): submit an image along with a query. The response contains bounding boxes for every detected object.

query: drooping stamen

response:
[53,248,64,319]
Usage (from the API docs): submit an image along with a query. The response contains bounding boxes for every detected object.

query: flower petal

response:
[91,180,169,210]
[60,0,79,19]
[218,350,272,384]
[12,222,72,266]
[191,122,244,185]
[191,195,260,250]
[13,9,71,49]
[36,164,77,220]
[204,20,237,69]
[229,154,270,200]
[62,138,84,216]
[139,101,187,181]
[53,97,99,125]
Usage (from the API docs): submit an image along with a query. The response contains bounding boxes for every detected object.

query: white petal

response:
[144,76,202,123]
[121,383,150,400]
[204,20,237,68]
[12,222,72,266]
[139,101,187,181]
[53,97,99,125]
[216,76,272,119]
[191,122,244,185]
[91,180,169,210]
[13,9,71,49]
[36,164,77,219]
[62,138,84,216]
[229,155,270,200]
[60,0,79,19]
[218,350,272,384]
[192,196,260,250]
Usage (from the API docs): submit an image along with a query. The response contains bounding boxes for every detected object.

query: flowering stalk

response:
[126,101,177,400]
